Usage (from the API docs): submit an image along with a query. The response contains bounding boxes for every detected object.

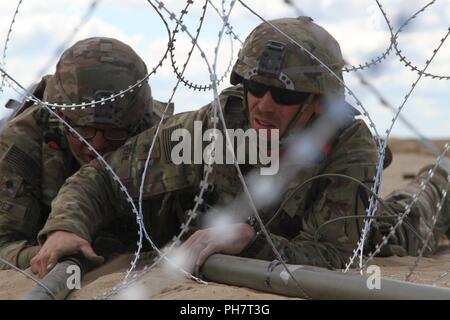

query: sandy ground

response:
[0,142,449,299]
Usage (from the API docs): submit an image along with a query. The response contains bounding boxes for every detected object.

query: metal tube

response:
[22,257,84,300]
[201,254,450,300]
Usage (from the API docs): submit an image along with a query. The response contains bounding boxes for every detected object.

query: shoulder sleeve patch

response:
[1,145,40,183]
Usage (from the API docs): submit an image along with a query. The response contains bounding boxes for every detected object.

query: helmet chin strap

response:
[279,94,317,145]
[242,86,251,127]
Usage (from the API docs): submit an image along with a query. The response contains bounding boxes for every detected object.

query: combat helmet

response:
[230,17,345,98]
[43,37,152,131]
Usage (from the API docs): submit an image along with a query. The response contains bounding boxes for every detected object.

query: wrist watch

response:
[246,215,262,234]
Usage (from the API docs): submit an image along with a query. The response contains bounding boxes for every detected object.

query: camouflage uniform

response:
[369,165,450,258]
[0,37,173,269]
[38,18,449,270]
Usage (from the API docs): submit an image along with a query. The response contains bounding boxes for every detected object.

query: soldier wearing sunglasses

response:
[0,37,174,270]
[33,18,449,278]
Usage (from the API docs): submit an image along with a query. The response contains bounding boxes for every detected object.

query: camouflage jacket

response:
[0,97,172,269]
[40,86,379,269]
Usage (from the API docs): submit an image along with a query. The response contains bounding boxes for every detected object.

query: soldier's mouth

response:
[254,117,277,129]
[83,154,96,162]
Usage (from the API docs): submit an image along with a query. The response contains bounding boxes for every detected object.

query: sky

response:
[0,0,449,138]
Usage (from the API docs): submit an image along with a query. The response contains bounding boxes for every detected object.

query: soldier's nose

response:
[257,92,277,113]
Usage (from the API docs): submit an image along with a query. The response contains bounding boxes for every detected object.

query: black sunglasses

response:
[69,126,129,142]
[244,80,311,106]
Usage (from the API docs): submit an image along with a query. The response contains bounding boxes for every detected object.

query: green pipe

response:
[22,257,85,300]
[201,254,450,300]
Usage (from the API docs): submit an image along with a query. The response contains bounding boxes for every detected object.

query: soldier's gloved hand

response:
[30,231,104,278]
[176,223,255,274]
